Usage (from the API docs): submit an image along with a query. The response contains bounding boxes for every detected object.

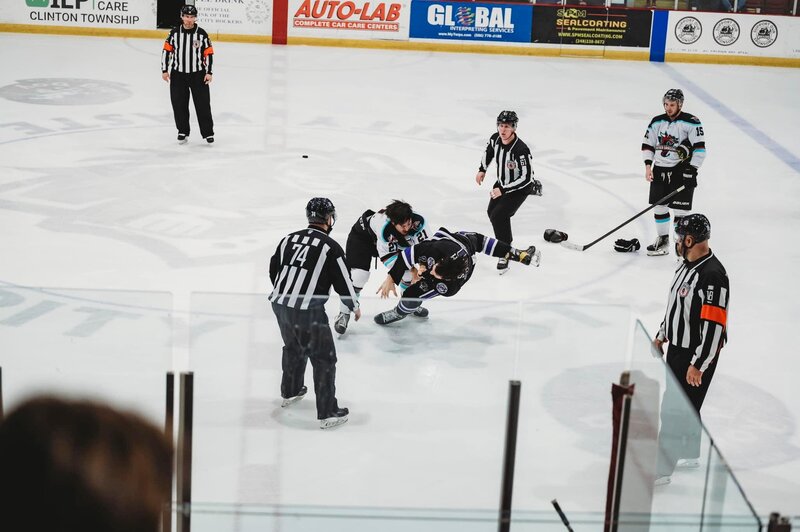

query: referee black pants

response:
[657,344,717,476]
[272,303,339,419]
[170,70,214,139]
[487,183,532,245]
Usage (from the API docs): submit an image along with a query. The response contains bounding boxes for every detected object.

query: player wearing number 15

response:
[641,89,707,256]
[268,197,361,429]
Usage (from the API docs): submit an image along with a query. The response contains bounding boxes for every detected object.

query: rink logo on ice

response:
[0,78,132,106]
[750,20,777,48]
[712,18,740,46]
[292,0,402,32]
[674,16,701,45]
[409,0,532,43]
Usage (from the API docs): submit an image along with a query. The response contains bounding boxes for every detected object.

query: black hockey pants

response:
[487,183,532,245]
[272,303,340,419]
[170,70,214,138]
[656,344,717,476]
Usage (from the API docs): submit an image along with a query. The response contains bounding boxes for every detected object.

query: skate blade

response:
[498,268,510,275]
[647,249,669,257]
[320,416,349,429]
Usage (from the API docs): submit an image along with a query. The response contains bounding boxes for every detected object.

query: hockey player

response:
[334,200,429,335]
[374,228,541,325]
[642,89,707,256]
[475,110,542,274]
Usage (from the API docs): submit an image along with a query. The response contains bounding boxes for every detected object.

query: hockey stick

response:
[551,499,575,531]
[560,185,686,252]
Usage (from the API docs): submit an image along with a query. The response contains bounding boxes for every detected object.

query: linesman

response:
[475,110,542,274]
[161,4,215,144]
[652,214,728,484]
[269,197,361,429]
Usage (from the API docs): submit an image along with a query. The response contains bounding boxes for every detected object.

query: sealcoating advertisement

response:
[531,6,652,47]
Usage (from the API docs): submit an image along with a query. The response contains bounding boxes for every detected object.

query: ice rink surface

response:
[1,32,799,522]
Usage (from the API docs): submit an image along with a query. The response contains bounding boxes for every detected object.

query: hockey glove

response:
[531,179,543,196]
[682,165,698,188]
[614,238,641,253]
[543,229,568,243]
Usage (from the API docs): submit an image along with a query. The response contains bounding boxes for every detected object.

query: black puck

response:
[302,155,308,159]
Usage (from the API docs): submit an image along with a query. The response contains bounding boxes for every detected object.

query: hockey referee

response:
[652,214,728,485]
[161,5,215,144]
[269,197,361,429]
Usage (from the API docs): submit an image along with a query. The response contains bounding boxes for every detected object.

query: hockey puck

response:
[302,155,308,159]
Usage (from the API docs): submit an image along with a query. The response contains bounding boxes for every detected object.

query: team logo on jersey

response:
[658,133,679,157]
[506,160,517,170]
[750,20,778,48]
[419,281,429,292]
[675,16,702,45]
[193,40,202,49]
[435,282,448,294]
[713,18,740,46]
[679,283,691,298]
[426,257,436,269]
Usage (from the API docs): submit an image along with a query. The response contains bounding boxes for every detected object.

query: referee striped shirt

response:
[161,25,214,74]
[657,251,729,372]
[269,227,359,311]
[478,132,534,193]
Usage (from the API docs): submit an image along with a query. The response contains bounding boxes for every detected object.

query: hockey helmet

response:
[306,197,337,226]
[496,110,519,128]
[663,89,684,106]
[180,4,198,16]
[674,213,710,243]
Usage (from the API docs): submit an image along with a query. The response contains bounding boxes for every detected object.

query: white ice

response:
[1,32,799,527]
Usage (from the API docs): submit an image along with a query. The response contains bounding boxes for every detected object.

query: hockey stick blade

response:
[559,240,585,251]
[559,185,686,252]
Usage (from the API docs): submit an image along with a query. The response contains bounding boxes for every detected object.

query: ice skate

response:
[320,407,349,429]
[334,312,350,334]
[177,133,188,145]
[676,458,700,469]
[497,257,510,275]
[206,136,215,144]
[281,385,307,407]
[412,306,429,318]
[374,307,407,325]
[646,235,670,256]
[517,246,541,267]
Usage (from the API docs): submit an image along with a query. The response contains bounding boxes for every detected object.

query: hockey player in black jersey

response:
[642,89,707,256]
[476,110,542,274]
[373,228,541,325]
[334,200,429,334]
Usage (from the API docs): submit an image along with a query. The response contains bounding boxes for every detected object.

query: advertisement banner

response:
[409,0,532,43]
[193,0,272,36]
[287,0,411,40]
[666,11,800,58]
[0,0,155,29]
[532,6,652,47]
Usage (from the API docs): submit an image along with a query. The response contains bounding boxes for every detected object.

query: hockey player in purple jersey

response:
[374,228,540,324]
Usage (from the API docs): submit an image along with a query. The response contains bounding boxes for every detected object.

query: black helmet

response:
[496,110,518,128]
[663,89,684,106]
[180,4,197,16]
[675,213,710,243]
[306,197,336,226]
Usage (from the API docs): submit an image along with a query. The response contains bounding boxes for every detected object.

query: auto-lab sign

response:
[410,0,532,42]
